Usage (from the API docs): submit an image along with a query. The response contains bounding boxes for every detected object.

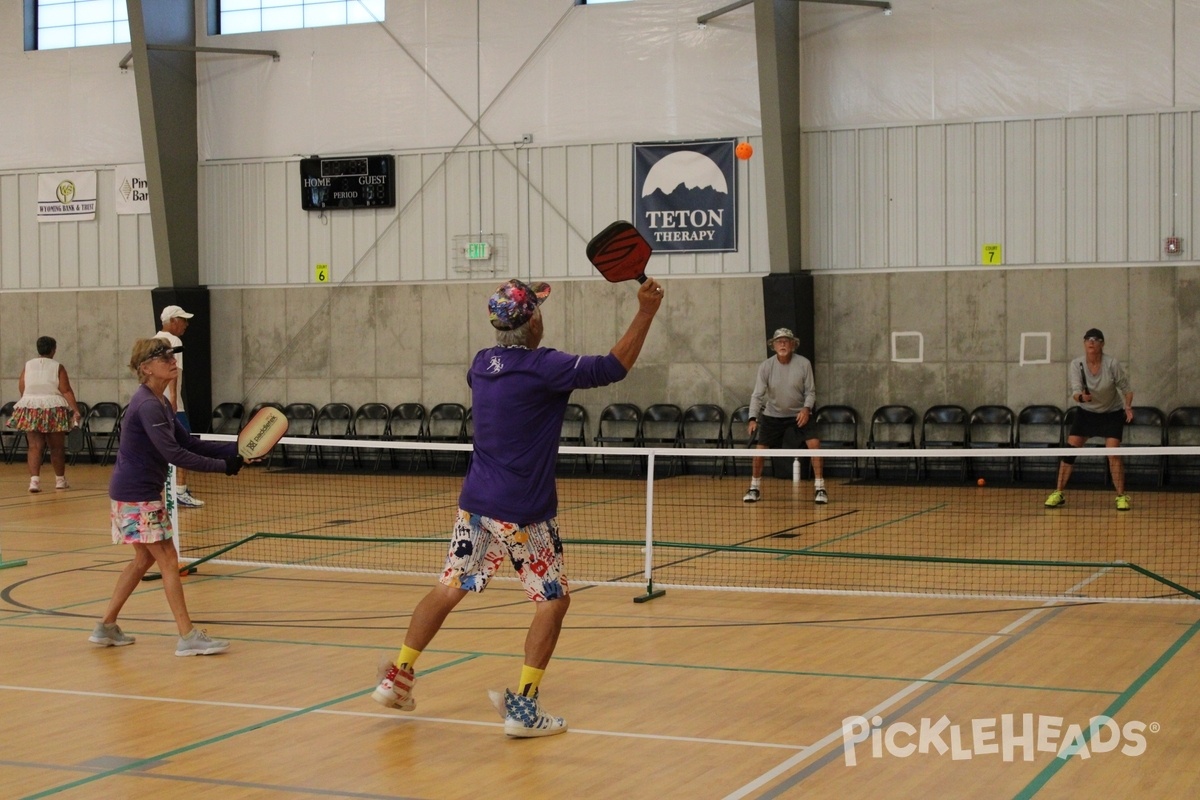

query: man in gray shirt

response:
[743,328,827,504]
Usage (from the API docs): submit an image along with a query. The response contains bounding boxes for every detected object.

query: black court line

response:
[599,510,861,584]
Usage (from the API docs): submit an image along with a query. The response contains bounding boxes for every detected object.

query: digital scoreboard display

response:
[300,155,396,210]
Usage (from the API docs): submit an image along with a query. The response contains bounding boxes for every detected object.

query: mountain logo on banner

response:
[633,139,737,254]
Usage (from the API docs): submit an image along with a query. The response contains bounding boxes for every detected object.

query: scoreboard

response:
[300,155,396,210]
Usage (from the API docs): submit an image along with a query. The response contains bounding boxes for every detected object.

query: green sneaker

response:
[1115,494,1131,512]
[1044,490,1065,508]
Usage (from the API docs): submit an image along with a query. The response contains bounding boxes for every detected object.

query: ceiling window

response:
[218,0,385,34]
[32,0,130,51]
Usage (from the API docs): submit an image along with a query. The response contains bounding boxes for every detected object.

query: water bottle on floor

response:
[793,457,801,483]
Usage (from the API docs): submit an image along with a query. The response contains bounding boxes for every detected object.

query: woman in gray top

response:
[1044,328,1134,511]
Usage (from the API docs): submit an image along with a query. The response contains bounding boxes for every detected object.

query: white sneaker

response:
[487,688,567,738]
[175,628,229,656]
[176,490,205,508]
[814,488,828,505]
[29,477,40,494]
[372,655,416,710]
[742,487,760,503]
[55,476,70,490]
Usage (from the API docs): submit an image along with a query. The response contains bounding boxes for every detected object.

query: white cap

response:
[160,304,195,322]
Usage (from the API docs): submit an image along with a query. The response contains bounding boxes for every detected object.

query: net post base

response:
[633,587,666,603]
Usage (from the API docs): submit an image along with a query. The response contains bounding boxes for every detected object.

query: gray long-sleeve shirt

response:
[749,355,816,419]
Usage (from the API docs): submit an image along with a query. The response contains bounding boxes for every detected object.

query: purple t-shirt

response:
[458,346,627,525]
[108,384,237,502]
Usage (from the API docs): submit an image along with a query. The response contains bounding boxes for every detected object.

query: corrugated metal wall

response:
[198,139,766,288]
[802,111,1198,270]
[0,171,158,290]
[6,112,1200,288]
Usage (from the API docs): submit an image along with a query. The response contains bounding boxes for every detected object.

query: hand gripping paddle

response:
[238,405,288,459]
[586,220,652,284]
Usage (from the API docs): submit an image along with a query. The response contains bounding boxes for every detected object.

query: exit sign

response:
[465,242,491,260]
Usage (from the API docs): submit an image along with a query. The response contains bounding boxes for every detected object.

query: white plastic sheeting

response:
[197,0,761,161]
[5,1,1200,168]
[802,0,1198,129]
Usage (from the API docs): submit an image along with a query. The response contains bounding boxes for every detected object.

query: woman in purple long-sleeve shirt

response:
[88,338,243,657]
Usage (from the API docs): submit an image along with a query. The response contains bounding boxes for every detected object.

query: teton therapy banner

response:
[632,139,737,254]
[37,171,97,222]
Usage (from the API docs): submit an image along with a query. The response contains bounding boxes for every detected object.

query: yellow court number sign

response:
[315,264,330,283]
[981,244,1002,265]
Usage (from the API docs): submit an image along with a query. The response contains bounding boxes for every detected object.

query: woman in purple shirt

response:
[88,338,243,656]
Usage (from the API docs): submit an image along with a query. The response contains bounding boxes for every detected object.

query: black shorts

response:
[1069,408,1125,442]
[755,414,818,448]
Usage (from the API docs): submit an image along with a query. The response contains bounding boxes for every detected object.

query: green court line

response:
[0,614,1122,698]
[1013,615,1200,799]
[19,654,478,800]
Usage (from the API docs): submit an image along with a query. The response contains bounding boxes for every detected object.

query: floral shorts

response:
[110,499,173,545]
[439,509,569,601]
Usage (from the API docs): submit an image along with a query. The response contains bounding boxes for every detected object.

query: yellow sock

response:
[518,665,545,697]
[396,645,422,671]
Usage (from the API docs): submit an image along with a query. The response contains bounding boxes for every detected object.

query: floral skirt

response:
[6,405,70,433]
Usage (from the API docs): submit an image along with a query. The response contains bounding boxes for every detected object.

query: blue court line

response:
[19,654,478,800]
[1012,614,1200,799]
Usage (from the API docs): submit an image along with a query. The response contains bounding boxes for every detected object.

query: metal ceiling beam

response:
[699,0,891,26]
[119,44,280,71]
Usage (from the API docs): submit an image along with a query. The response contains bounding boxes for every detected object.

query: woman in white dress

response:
[7,336,83,492]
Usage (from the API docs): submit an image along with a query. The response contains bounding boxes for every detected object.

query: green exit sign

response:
[466,242,491,260]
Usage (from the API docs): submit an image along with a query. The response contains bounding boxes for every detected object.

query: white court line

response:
[0,685,803,751]
[721,606,1056,800]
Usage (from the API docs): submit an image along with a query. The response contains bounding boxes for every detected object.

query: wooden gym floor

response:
[2,464,1199,799]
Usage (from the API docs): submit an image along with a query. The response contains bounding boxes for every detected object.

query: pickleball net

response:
[181,436,1200,603]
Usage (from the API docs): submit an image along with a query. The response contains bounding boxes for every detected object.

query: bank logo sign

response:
[633,139,737,254]
[115,164,151,215]
[37,171,97,222]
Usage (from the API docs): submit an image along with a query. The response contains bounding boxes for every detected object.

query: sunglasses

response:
[1084,337,1104,343]
[140,344,182,365]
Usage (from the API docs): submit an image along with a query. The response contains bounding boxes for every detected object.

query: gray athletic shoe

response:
[175,628,229,656]
[89,621,135,647]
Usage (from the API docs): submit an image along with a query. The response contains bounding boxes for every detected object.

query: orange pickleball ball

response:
[977,478,986,487]
[736,142,753,160]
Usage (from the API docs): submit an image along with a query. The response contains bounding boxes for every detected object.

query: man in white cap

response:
[743,327,827,505]
[155,305,203,508]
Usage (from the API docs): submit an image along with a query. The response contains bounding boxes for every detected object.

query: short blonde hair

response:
[129,338,169,384]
